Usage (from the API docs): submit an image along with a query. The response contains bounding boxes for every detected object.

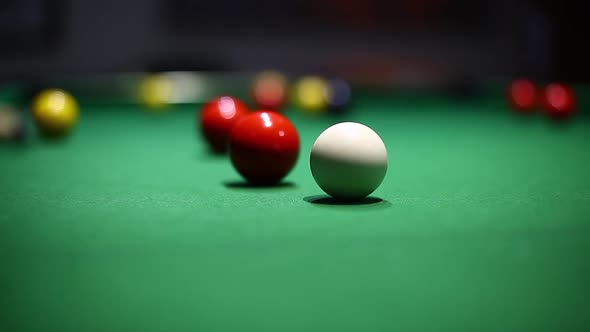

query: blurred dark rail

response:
[0,0,588,83]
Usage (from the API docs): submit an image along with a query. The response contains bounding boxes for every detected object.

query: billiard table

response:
[1,84,589,332]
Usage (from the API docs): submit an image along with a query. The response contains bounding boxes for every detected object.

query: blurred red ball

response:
[508,79,538,112]
[199,96,250,153]
[543,83,576,119]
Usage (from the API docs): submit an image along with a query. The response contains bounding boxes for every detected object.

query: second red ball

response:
[543,83,576,119]
[200,96,250,153]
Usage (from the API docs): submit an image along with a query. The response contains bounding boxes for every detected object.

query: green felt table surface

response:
[1,92,590,332]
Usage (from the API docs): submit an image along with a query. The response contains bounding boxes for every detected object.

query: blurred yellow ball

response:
[138,74,173,109]
[32,89,79,136]
[292,76,328,112]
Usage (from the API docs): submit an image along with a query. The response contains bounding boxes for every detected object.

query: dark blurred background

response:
[0,0,587,85]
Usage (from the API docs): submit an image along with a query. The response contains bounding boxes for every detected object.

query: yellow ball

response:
[138,74,173,109]
[292,76,328,113]
[32,89,79,136]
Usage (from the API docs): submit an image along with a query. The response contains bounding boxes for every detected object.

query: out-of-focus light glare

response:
[261,112,272,127]
[218,96,237,119]
[47,92,66,113]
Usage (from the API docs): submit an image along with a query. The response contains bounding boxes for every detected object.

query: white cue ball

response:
[310,122,388,200]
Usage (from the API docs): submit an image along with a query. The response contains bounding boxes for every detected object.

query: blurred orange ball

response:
[252,71,288,110]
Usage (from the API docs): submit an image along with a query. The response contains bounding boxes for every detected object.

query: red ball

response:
[229,111,300,185]
[199,96,250,153]
[508,79,538,112]
[543,83,576,119]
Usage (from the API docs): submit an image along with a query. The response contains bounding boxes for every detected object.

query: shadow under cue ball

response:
[310,122,388,200]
